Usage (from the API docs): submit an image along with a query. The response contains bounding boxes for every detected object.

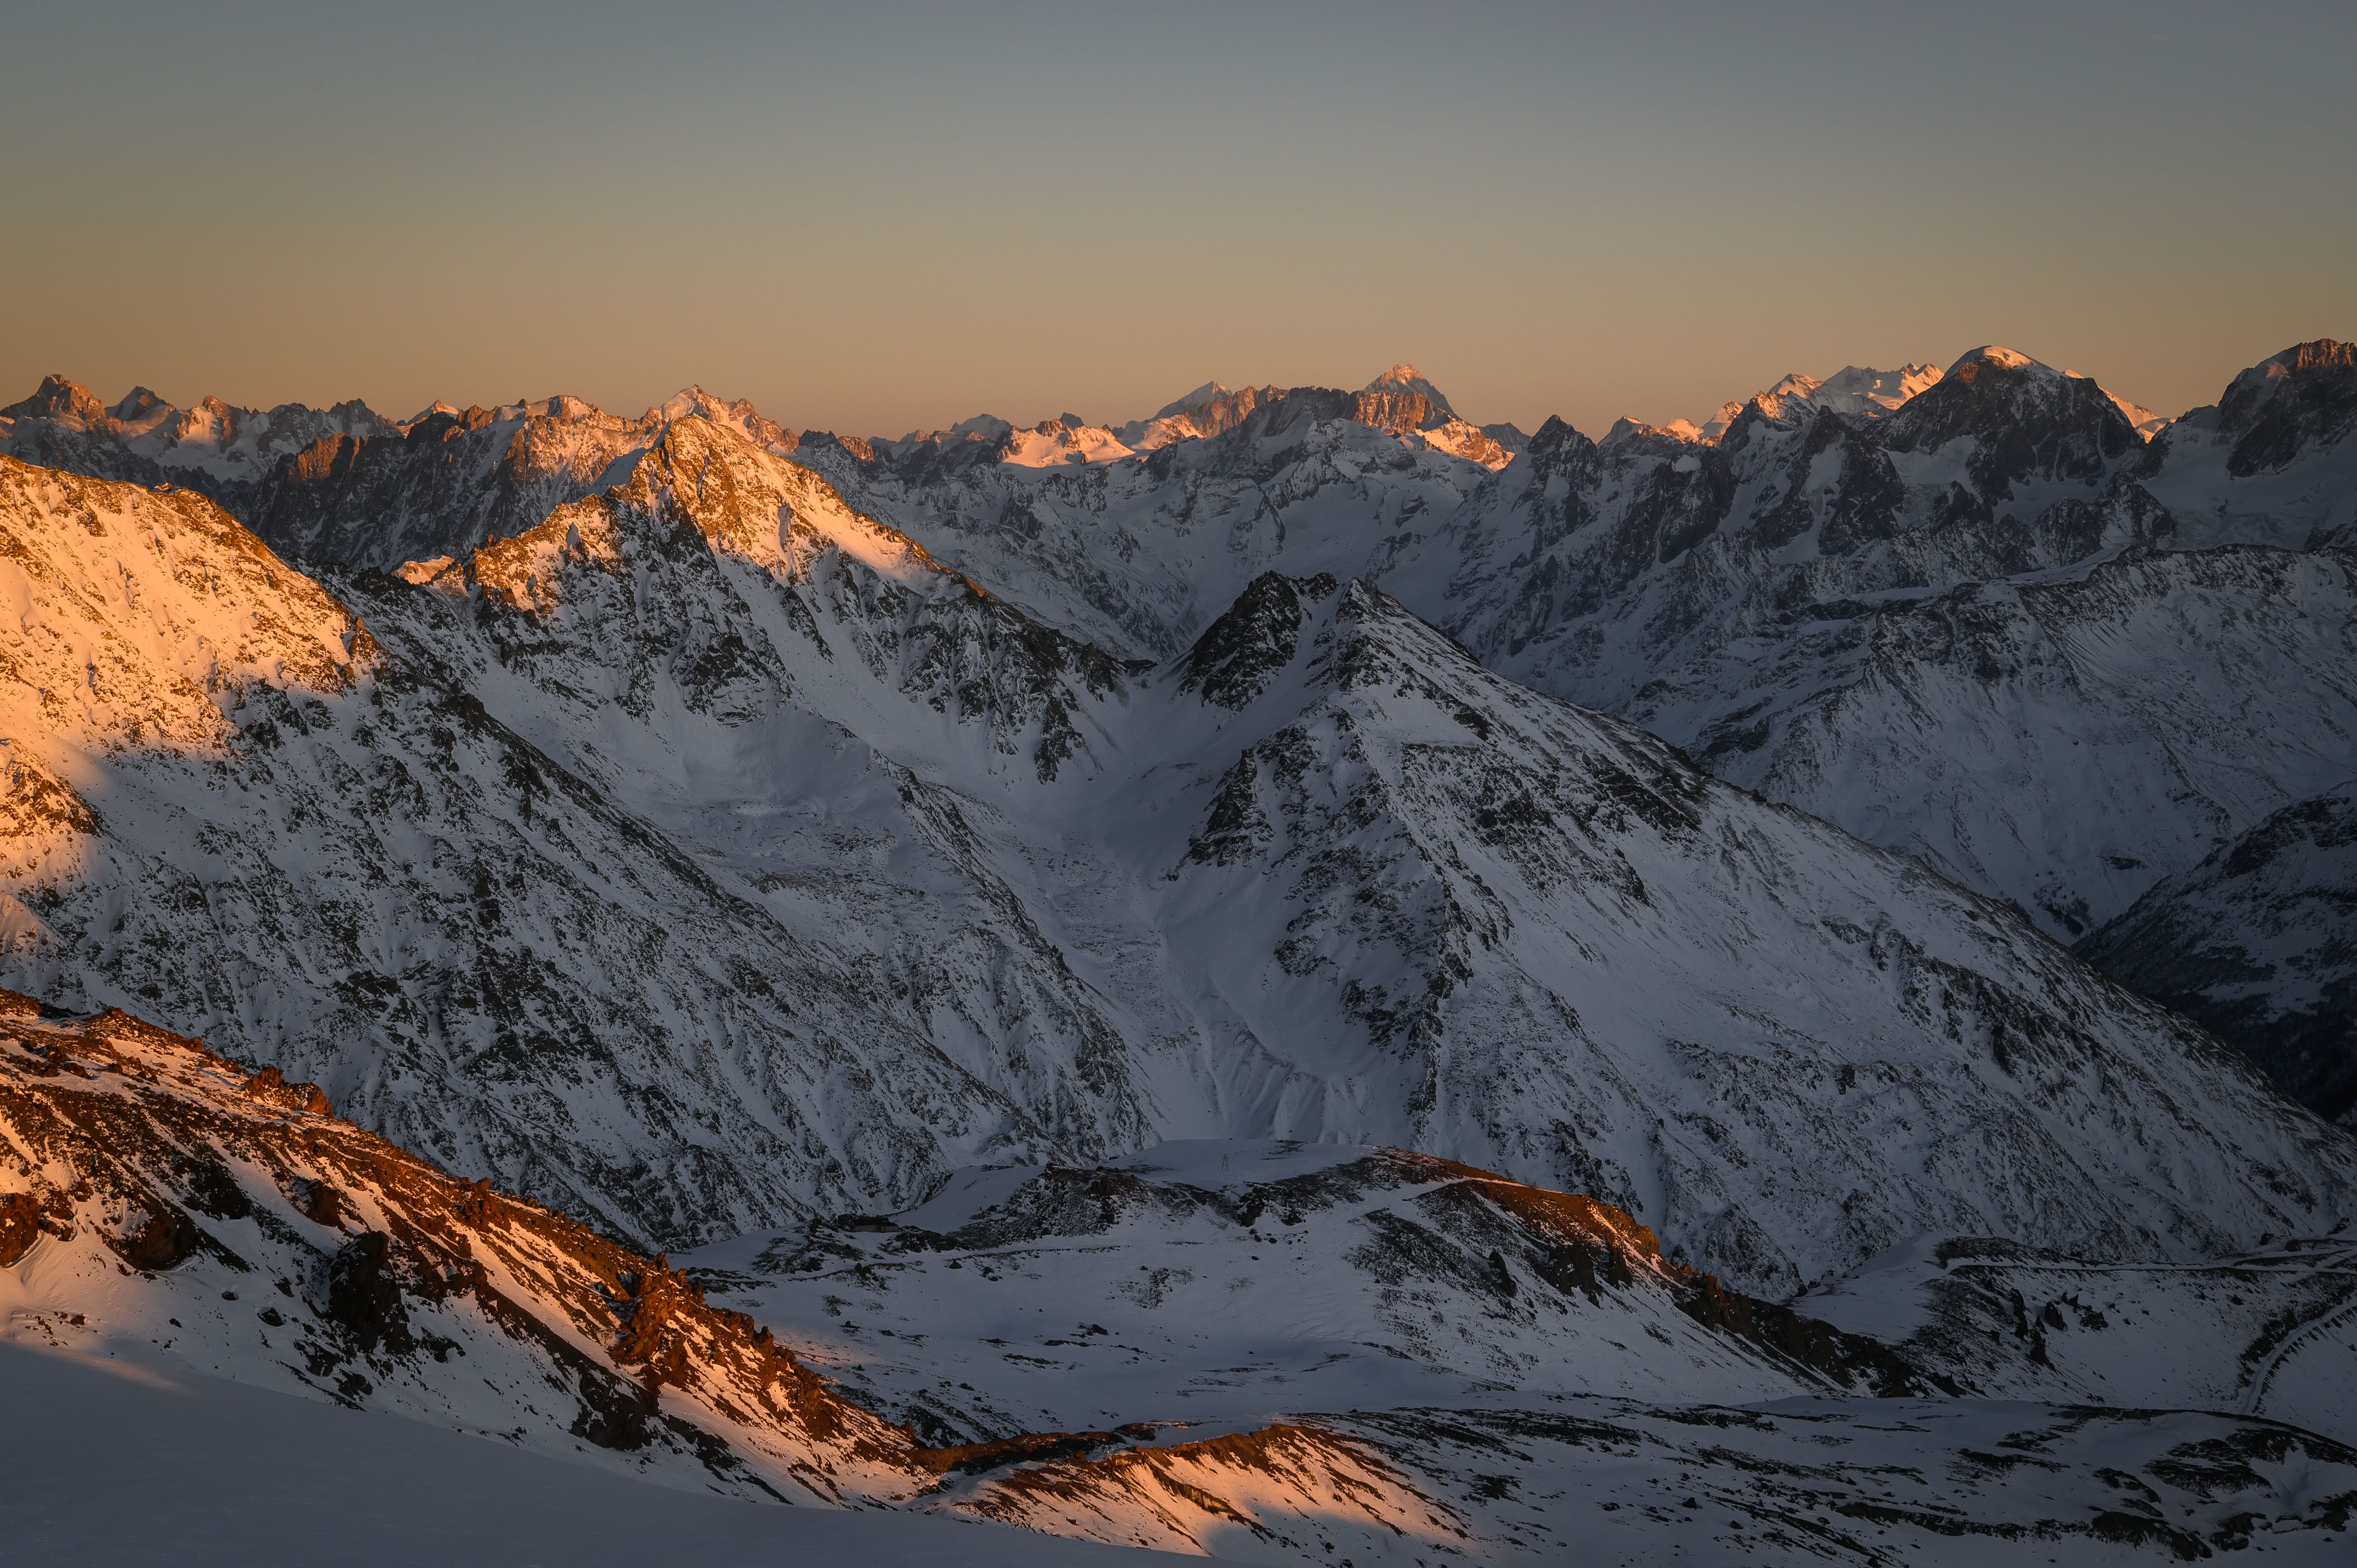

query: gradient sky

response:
[3,1,2350,439]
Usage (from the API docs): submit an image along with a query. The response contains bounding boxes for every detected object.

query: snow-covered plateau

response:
[1,337,2355,1561]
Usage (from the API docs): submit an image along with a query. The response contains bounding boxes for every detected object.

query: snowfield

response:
[7,1006,2353,1564]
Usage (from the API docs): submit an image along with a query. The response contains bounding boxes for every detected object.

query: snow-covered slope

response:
[1092,572,2355,1291]
[1800,1229,2357,1449]
[2,441,2349,1302]
[797,341,2357,959]
[0,1343,1179,1568]
[682,1140,2357,1560]
[1622,544,2357,941]
[679,1138,1937,1449]
[0,448,1137,1248]
[2082,784,2357,1125]
[13,1006,2353,1566]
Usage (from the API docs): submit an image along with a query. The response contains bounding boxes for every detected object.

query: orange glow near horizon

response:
[2,3,2349,441]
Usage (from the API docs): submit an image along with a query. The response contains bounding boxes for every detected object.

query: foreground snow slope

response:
[22,1283,2356,1566]
[0,442,2350,1297]
[9,1004,2352,1565]
[0,1343,1170,1568]
[0,993,1541,1556]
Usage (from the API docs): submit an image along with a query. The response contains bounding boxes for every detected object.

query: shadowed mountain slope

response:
[0,440,2348,1300]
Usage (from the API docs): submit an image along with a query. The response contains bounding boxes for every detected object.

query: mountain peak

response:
[2,374,105,425]
[1148,381,1231,420]
[2224,338,2356,404]
[1811,363,1942,416]
[650,385,732,424]
[109,385,168,421]
[1947,344,2053,379]
[1361,363,1456,417]
[2213,337,2357,471]
[2255,338,2356,375]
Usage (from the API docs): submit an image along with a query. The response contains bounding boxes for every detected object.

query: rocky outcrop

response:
[2214,337,2357,476]
[0,996,919,1498]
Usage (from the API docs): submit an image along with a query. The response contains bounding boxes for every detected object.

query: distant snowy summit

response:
[873,363,1515,471]
[1620,347,2179,446]
[1812,362,1945,414]
[1642,360,1944,445]
[0,348,2188,498]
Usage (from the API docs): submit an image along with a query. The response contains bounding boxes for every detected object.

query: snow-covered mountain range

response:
[785,344,2357,954]
[788,339,2356,1119]
[0,425,2348,1295]
[3,337,2355,1559]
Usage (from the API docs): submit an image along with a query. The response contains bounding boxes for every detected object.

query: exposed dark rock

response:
[326,1231,415,1354]
[114,1205,199,1270]
[242,1066,332,1117]
[0,1190,41,1266]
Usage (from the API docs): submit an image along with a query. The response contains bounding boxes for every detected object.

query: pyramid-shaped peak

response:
[3,374,105,424]
[110,386,169,420]
[1147,381,1231,421]
[652,386,731,424]
[1361,364,1456,419]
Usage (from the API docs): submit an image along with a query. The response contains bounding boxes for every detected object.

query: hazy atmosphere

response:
[4,0,2350,434]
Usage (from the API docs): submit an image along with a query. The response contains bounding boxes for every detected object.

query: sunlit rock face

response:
[0,991,925,1504]
[0,378,795,572]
